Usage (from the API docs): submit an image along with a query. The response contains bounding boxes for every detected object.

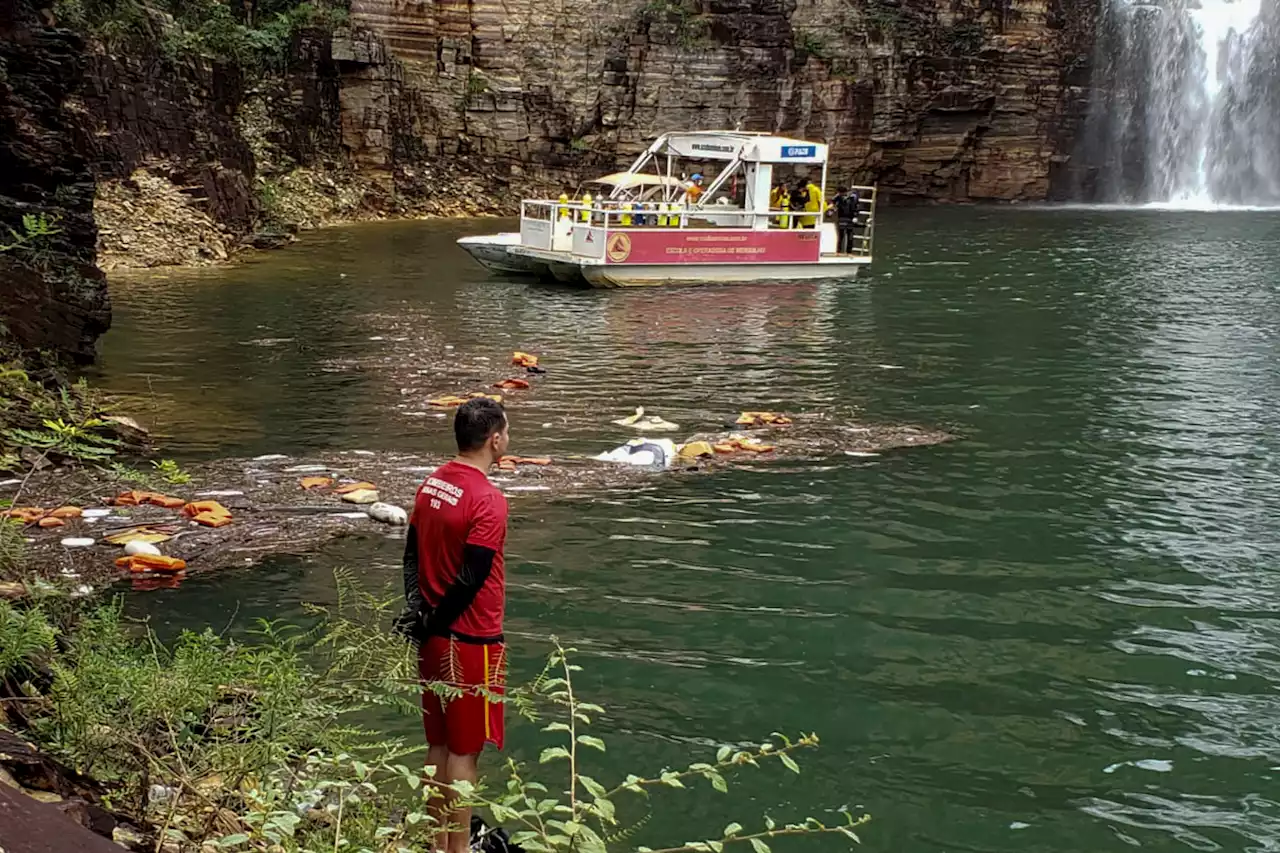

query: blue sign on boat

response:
[781,145,817,159]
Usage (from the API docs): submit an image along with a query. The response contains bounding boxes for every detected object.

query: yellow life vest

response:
[620,201,632,227]
[800,183,822,227]
[778,192,791,228]
[657,203,669,227]
[557,194,570,220]
[580,193,592,223]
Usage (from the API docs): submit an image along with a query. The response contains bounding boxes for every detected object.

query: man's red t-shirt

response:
[412,461,508,639]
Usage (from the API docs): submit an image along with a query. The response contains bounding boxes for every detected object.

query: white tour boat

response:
[456,131,877,288]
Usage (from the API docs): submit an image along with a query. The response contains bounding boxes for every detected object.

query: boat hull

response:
[456,234,549,276]
[581,259,866,288]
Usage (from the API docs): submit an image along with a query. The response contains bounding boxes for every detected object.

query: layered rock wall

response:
[0,0,110,361]
[350,0,1100,200]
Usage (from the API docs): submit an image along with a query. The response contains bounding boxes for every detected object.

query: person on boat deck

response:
[772,184,791,229]
[791,180,809,227]
[799,177,823,229]
[557,192,571,220]
[832,186,861,254]
[685,173,706,204]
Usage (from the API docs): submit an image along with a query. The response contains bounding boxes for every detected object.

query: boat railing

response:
[519,184,877,258]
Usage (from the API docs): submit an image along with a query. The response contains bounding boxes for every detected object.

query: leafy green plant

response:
[467,70,491,97]
[460,640,868,853]
[0,214,61,254]
[795,29,831,60]
[6,417,121,462]
[0,597,57,680]
[151,458,192,485]
[640,0,710,48]
[107,461,151,485]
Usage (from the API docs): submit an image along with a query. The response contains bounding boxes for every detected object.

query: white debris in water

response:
[330,511,370,520]
[504,485,551,492]
[0,478,21,488]
[1103,759,1173,774]
[82,508,112,518]
[399,466,435,473]
[350,450,376,456]
[876,364,904,370]
[197,490,245,497]
[125,540,162,557]
[254,454,289,462]
[368,336,384,341]
[367,502,408,525]
[844,451,880,458]
[1009,822,1030,831]
[61,537,95,548]
[71,584,93,598]
[284,465,330,473]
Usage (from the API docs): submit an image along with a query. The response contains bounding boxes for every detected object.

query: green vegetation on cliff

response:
[52,0,349,70]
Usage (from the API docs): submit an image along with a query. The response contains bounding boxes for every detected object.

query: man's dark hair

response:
[454,398,507,453]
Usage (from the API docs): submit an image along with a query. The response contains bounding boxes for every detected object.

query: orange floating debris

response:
[333,481,376,495]
[300,476,334,490]
[109,491,186,509]
[2,507,45,524]
[713,438,776,455]
[48,506,83,519]
[499,455,552,469]
[182,499,230,518]
[736,411,793,428]
[116,554,187,573]
[511,351,539,368]
[493,378,531,390]
[191,511,233,528]
[143,493,187,509]
[182,500,232,527]
[36,517,66,529]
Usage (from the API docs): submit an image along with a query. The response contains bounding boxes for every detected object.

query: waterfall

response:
[1078,0,1280,207]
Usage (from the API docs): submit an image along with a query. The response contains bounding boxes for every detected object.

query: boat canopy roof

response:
[589,173,685,189]
[644,131,828,165]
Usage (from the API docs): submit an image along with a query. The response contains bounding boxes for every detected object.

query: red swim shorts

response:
[419,635,506,754]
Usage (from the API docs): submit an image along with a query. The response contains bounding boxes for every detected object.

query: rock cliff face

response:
[0,0,110,362]
[350,0,1099,200]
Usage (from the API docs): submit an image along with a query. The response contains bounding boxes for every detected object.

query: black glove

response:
[393,606,430,646]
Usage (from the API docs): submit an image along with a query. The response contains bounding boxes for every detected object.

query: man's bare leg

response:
[445,751,480,853]
[425,744,450,852]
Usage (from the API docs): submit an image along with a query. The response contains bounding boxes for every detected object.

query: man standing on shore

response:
[400,397,511,853]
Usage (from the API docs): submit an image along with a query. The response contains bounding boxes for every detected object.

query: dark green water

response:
[96,208,1280,852]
